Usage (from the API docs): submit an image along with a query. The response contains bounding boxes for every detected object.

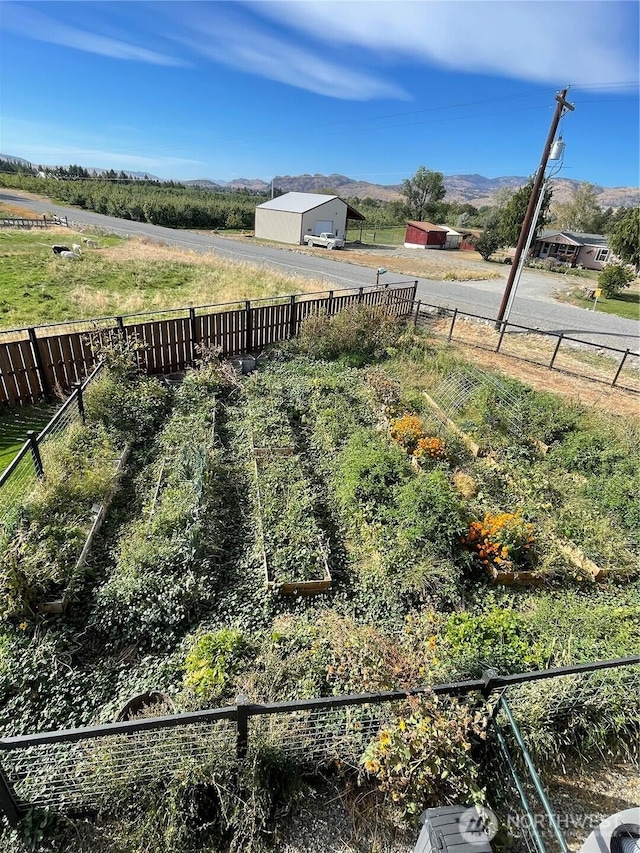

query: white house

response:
[254,192,364,245]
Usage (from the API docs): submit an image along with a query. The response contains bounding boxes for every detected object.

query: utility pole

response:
[494,88,574,330]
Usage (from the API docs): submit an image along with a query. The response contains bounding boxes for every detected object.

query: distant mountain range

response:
[2,153,637,208]
[186,172,639,208]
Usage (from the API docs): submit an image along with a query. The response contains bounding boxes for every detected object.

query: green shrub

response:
[85,370,171,443]
[520,391,580,444]
[0,423,120,617]
[334,429,411,519]
[360,694,488,819]
[443,609,549,677]
[184,628,250,698]
[258,455,327,583]
[392,470,466,560]
[598,262,635,297]
[295,305,400,365]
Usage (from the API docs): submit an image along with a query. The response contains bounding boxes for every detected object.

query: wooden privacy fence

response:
[0,283,418,407]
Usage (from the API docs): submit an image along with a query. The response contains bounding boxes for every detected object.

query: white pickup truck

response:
[303,232,344,249]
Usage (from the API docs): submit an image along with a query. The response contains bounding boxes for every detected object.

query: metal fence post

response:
[499,696,569,853]
[236,695,249,760]
[612,348,629,388]
[448,308,458,341]
[0,761,22,827]
[72,381,85,424]
[413,301,421,328]
[245,301,253,353]
[549,333,564,369]
[27,326,50,398]
[357,287,364,304]
[288,295,297,339]
[26,431,44,479]
[327,290,334,316]
[189,307,198,363]
[496,321,507,353]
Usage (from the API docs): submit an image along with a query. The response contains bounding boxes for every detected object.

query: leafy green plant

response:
[258,455,328,583]
[443,609,549,677]
[84,369,171,444]
[0,422,121,617]
[360,694,488,818]
[598,262,635,297]
[391,470,466,560]
[184,628,250,698]
[334,429,411,520]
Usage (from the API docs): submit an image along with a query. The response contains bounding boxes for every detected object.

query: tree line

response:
[0,165,266,229]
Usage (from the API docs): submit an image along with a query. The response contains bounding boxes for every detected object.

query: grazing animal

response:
[51,245,70,254]
[72,243,82,253]
[82,237,99,247]
[59,251,79,259]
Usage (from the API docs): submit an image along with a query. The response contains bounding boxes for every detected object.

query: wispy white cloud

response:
[22,146,200,171]
[1,2,185,66]
[166,4,408,100]
[252,0,638,89]
[1,117,201,170]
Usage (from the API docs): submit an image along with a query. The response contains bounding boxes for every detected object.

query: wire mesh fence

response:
[0,446,40,529]
[0,363,103,528]
[3,719,236,812]
[413,302,640,394]
[1,658,638,832]
[248,700,397,769]
[429,365,528,440]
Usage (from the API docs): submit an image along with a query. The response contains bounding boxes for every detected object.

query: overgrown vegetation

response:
[1,309,638,852]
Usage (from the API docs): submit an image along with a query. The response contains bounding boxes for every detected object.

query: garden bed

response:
[251,444,332,596]
[37,443,131,613]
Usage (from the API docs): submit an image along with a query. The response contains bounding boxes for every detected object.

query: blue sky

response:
[1,1,638,188]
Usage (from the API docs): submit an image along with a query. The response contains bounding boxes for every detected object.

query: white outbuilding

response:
[254,192,365,245]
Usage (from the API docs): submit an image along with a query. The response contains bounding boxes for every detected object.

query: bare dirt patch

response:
[545,759,640,851]
[344,247,502,282]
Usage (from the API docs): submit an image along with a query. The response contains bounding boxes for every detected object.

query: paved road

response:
[2,189,639,353]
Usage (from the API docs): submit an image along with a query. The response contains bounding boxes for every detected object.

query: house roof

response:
[406,221,448,233]
[257,192,365,220]
[537,230,609,248]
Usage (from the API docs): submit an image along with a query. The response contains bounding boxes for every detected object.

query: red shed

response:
[404,221,448,249]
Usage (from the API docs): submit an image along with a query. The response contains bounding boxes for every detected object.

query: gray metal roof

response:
[537,230,609,247]
[257,192,341,214]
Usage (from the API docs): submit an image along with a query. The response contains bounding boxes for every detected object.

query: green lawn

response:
[346,225,406,246]
[0,229,322,331]
[0,402,56,473]
[574,290,640,321]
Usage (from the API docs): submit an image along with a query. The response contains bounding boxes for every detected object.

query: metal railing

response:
[0,363,103,526]
[412,301,639,393]
[0,656,637,840]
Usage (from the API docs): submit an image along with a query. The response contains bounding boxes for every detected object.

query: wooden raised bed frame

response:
[251,443,332,597]
[37,444,131,614]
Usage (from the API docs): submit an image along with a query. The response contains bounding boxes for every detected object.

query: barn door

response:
[315,220,333,235]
